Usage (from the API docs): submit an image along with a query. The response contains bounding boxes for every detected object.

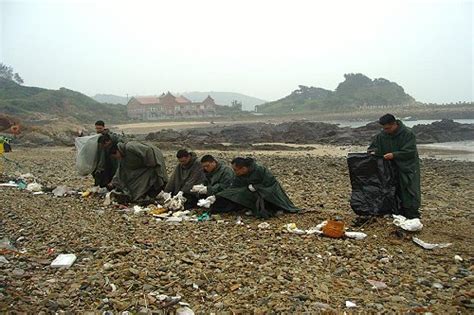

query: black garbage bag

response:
[347,153,400,216]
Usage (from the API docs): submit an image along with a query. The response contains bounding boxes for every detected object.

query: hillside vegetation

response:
[257,73,416,113]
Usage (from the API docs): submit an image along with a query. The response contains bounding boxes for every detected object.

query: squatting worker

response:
[368,113,421,219]
[191,154,234,196]
[93,120,123,187]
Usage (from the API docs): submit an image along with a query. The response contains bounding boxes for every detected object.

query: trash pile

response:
[283,220,368,240]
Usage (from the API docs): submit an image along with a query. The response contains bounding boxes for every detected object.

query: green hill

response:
[0,78,127,123]
[257,73,416,113]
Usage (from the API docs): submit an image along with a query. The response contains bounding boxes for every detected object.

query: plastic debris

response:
[103,192,112,205]
[176,306,195,315]
[26,182,42,192]
[17,180,27,190]
[0,256,10,264]
[0,181,19,188]
[197,195,216,208]
[50,254,77,268]
[197,212,210,222]
[149,206,168,216]
[52,185,70,197]
[412,237,452,250]
[367,279,388,290]
[190,184,205,193]
[454,255,463,262]
[393,215,423,231]
[258,222,270,229]
[345,231,368,240]
[285,223,306,234]
[236,216,243,225]
[165,191,187,211]
[133,205,148,215]
[345,300,357,308]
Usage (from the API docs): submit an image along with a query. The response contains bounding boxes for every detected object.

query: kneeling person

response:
[212,157,300,218]
[109,141,168,202]
[192,155,234,196]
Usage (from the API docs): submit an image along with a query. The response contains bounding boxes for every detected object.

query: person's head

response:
[98,133,113,148]
[176,149,192,166]
[95,120,106,134]
[109,144,123,160]
[201,155,218,173]
[379,114,398,134]
[231,157,254,176]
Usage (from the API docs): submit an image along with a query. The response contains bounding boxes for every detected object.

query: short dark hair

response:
[176,149,191,158]
[379,114,396,125]
[98,134,112,144]
[231,157,254,167]
[201,155,216,163]
[95,120,105,127]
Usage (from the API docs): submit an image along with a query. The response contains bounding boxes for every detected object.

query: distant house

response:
[127,92,217,120]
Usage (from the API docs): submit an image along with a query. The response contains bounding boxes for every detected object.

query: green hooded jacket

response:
[112,141,168,201]
[368,120,421,211]
[217,160,300,216]
[203,161,235,195]
[164,152,206,195]
[93,129,123,186]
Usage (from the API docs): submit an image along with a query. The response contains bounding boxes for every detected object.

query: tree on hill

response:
[0,63,24,85]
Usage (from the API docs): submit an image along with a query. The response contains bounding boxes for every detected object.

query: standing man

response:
[192,154,234,196]
[368,114,421,219]
[93,120,123,187]
[109,141,168,202]
[165,149,205,208]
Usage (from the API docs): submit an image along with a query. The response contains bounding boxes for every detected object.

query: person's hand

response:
[198,186,208,195]
[383,153,394,160]
[248,184,256,192]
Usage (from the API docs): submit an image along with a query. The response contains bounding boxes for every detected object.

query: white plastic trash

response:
[345,301,357,308]
[51,254,77,268]
[392,215,423,231]
[412,237,452,250]
[345,231,368,240]
[258,222,270,229]
[26,182,42,192]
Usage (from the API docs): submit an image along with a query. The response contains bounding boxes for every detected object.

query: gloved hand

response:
[198,186,208,195]
[191,184,206,193]
[248,184,256,192]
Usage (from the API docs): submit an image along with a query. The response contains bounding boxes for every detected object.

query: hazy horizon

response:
[1,0,472,103]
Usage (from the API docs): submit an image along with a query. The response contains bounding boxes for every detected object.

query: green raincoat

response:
[112,141,168,201]
[93,129,123,187]
[203,161,235,195]
[217,160,300,216]
[164,152,205,195]
[368,121,421,216]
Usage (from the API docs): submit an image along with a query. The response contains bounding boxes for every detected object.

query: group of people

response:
[91,113,421,220]
[91,121,300,218]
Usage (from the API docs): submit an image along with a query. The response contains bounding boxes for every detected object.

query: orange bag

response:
[322,220,345,238]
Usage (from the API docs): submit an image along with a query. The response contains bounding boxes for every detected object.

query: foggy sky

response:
[1,0,472,103]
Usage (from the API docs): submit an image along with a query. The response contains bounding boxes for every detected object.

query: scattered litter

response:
[345,300,357,308]
[149,206,168,216]
[0,181,18,188]
[164,191,187,211]
[345,231,368,240]
[52,185,70,197]
[0,256,10,264]
[133,205,148,215]
[190,184,206,193]
[236,216,243,225]
[166,217,183,223]
[285,223,306,234]
[17,180,27,190]
[176,306,195,315]
[322,220,345,238]
[197,212,210,222]
[454,255,463,262]
[26,182,42,192]
[412,237,452,250]
[173,210,191,218]
[258,222,270,229]
[103,192,112,205]
[32,191,44,195]
[367,279,388,290]
[50,254,77,268]
[393,215,423,231]
[197,195,216,208]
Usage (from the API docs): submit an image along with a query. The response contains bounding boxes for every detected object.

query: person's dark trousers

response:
[210,196,242,213]
[183,193,199,210]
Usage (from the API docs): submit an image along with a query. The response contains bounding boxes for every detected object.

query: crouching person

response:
[109,141,168,202]
[211,157,300,218]
[191,155,234,196]
[164,149,206,209]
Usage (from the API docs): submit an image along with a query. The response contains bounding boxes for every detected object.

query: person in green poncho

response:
[368,114,421,219]
[93,120,123,187]
[164,149,206,208]
[211,157,300,218]
[108,141,168,202]
[191,154,234,196]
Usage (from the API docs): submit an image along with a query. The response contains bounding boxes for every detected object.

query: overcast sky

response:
[1,0,472,102]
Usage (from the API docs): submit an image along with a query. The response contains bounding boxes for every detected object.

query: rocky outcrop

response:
[145,119,474,147]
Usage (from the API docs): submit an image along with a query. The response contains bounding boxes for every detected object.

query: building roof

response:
[175,96,191,104]
[133,96,160,105]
